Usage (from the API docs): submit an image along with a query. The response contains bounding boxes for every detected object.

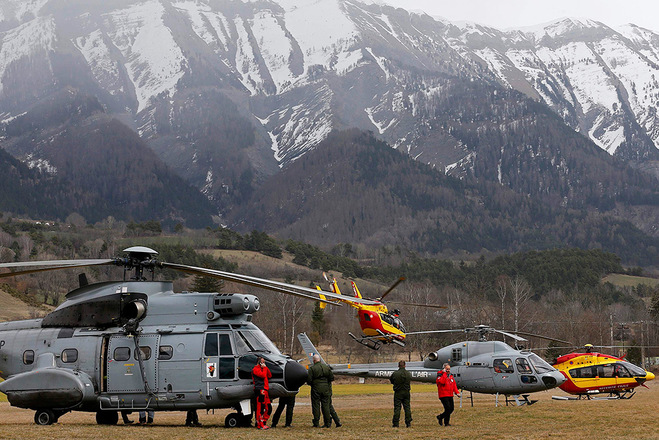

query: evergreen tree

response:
[310,302,325,343]
[191,275,224,293]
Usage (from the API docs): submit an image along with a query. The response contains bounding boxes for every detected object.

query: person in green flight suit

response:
[389,360,413,428]
[307,354,335,428]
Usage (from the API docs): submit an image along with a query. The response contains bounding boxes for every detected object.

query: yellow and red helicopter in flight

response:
[316,274,446,350]
[552,344,655,400]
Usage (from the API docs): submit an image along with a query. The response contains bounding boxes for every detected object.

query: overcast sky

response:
[381,0,659,32]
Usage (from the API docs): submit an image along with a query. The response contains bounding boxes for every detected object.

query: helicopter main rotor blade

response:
[502,330,572,345]
[378,277,406,301]
[0,259,116,279]
[159,262,383,305]
[386,301,447,309]
[492,329,528,342]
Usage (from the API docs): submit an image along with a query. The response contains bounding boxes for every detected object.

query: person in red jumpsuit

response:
[252,357,273,429]
[436,363,461,426]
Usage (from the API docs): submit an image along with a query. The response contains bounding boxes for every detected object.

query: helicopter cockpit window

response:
[493,359,514,373]
[62,348,78,363]
[134,346,151,361]
[528,354,553,374]
[158,345,174,360]
[23,350,34,365]
[515,358,533,374]
[113,347,131,362]
[204,333,219,356]
[621,361,646,376]
[237,330,281,355]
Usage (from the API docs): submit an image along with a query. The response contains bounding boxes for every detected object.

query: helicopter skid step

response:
[376,329,406,347]
[348,332,382,350]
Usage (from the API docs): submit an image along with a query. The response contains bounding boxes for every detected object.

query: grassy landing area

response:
[0,382,657,439]
[603,273,659,288]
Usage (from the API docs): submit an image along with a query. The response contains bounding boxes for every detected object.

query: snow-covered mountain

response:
[0,0,657,230]
[441,18,659,162]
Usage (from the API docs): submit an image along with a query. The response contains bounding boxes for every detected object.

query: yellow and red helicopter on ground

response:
[316,274,446,349]
[552,344,655,400]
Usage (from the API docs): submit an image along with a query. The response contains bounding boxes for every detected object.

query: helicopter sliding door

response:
[106,334,159,393]
[202,331,236,382]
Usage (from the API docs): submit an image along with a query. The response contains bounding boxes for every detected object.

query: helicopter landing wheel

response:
[34,409,57,425]
[95,410,119,425]
[225,412,242,428]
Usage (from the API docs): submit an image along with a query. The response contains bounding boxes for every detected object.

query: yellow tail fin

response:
[316,286,327,309]
[351,281,363,299]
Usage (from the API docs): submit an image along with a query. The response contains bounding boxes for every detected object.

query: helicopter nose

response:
[284,360,308,391]
[645,371,655,382]
[542,371,566,388]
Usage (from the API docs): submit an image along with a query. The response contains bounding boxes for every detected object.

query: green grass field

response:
[602,273,659,288]
[0,381,657,439]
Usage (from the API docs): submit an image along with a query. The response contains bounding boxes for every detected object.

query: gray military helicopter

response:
[0,246,383,426]
[298,326,568,406]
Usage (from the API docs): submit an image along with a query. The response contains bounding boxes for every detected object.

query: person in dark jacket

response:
[252,356,273,429]
[185,409,202,427]
[390,360,413,427]
[307,354,334,427]
[436,363,461,426]
[271,395,295,428]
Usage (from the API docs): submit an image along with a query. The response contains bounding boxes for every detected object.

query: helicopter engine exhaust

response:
[122,300,146,321]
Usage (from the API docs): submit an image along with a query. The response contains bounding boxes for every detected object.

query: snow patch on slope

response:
[276,0,358,73]
[0,0,48,24]
[0,15,56,96]
[250,9,295,92]
[73,30,124,96]
[103,0,186,112]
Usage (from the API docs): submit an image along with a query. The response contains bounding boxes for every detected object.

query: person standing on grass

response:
[271,395,295,428]
[390,360,413,428]
[307,354,334,428]
[252,356,273,430]
[436,363,460,426]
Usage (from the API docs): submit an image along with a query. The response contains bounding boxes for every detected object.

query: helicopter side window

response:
[614,364,630,378]
[219,334,233,355]
[158,345,173,360]
[23,350,34,365]
[204,333,219,356]
[493,359,514,373]
[569,366,596,378]
[598,364,616,378]
[62,348,78,363]
[515,358,533,374]
[363,313,371,321]
[452,348,462,362]
[113,347,131,362]
[134,346,151,361]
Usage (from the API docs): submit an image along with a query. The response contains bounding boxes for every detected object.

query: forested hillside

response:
[1,218,656,358]
[230,129,659,266]
[0,89,217,227]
